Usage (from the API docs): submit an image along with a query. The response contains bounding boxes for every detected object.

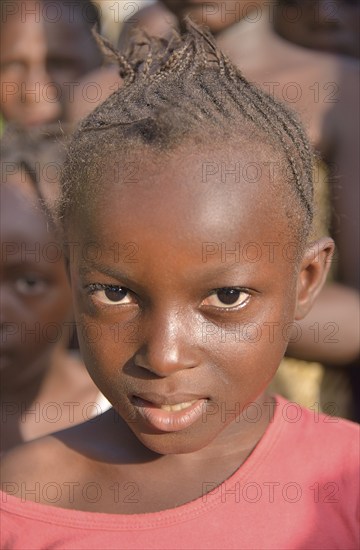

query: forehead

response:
[0,11,45,55]
[71,144,292,250]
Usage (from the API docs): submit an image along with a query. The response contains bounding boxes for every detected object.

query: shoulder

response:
[275,396,359,461]
[276,395,359,431]
[269,33,359,79]
[275,47,359,117]
[1,435,77,498]
[0,411,116,502]
[272,396,359,508]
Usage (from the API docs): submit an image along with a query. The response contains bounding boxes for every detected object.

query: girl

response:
[1,25,358,549]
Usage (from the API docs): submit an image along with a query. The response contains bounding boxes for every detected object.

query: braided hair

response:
[59,22,315,242]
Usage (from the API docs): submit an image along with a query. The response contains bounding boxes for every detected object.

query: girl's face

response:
[68,147,314,455]
[0,184,73,387]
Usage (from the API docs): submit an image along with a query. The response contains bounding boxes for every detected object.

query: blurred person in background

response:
[0,0,103,128]
[0,125,109,452]
[68,1,164,124]
[274,0,360,59]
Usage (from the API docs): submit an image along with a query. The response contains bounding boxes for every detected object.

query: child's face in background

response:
[160,0,268,33]
[0,0,102,126]
[68,146,328,455]
[274,0,360,58]
[0,183,73,389]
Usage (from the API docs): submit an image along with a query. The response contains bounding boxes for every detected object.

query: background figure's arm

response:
[287,283,359,365]
[324,62,360,289]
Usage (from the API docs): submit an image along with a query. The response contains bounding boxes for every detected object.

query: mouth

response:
[155,401,197,412]
[131,394,208,432]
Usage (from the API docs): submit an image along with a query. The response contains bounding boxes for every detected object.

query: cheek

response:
[74,327,137,420]
[74,314,136,383]
[212,326,287,384]
[3,292,72,362]
[0,75,20,117]
[206,303,295,401]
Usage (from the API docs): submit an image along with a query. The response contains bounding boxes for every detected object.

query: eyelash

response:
[85,283,134,302]
[85,284,251,311]
[87,283,122,293]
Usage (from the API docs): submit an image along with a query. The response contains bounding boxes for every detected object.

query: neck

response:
[123,391,276,495]
[216,5,275,54]
[173,391,275,465]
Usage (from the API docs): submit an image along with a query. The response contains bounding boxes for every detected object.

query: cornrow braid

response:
[60,21,315,240]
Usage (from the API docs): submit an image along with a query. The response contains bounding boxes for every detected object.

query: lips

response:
[131,394,208,432]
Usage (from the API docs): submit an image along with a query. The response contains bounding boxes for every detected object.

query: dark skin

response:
[161,0,259,34]
[274,0,360,59]
[1,145,333,512]
[0,182,99,451]
[159,0,359,289]
[128,0,359,367]
[162,0,360,58]
[0,184,72,387]
[0,0,102,126]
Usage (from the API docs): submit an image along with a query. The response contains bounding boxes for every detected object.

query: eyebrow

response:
[4,259,51,269]
[78,262,136,286]
[78,259,256,286]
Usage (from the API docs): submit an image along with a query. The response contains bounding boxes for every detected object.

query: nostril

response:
[134,353,148,370]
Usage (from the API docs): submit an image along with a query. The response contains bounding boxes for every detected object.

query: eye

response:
[87,284,135,306]
[202,288,250,309]
[15,276,48,296]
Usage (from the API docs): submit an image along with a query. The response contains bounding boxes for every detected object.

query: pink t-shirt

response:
[1,396,359,550]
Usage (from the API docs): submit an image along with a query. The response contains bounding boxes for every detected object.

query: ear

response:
[295,237,335,320]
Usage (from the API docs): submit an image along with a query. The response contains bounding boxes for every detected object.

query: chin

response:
[135,429,216,456]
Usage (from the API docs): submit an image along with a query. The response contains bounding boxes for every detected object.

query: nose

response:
[134,307,200,377]
[21,65,62,124]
